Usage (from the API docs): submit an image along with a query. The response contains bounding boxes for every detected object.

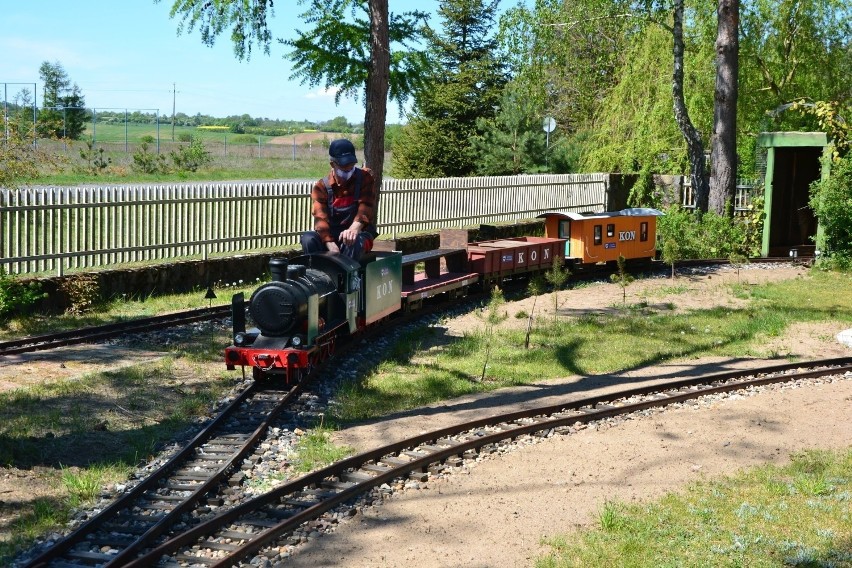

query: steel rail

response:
[24,377,306,568]
[0,257,801,358]
[0,305,231,356]
[125,357,851,567]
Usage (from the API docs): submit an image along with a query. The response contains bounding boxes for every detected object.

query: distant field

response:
[26,124,367,185]
[81,122,349,147]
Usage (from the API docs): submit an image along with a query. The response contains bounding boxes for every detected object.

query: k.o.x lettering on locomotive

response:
[224,209,663,384]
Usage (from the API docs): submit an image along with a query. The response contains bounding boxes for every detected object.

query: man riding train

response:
[300,138,378,261]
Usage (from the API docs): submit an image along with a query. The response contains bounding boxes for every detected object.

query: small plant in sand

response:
[661,237,684,279]
[544,257,571,321]
[524,275,546,349]
[728,252,749,283]
[477,286,508,382]
[610,254,635,306]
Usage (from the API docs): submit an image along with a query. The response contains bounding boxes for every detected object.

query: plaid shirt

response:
[310,166,376,243]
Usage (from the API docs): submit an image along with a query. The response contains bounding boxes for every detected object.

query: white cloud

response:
[304,86,341,100]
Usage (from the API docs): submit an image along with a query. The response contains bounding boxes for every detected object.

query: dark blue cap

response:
[329,139,358,166]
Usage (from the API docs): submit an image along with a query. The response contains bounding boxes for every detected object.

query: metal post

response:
[125,109,128,153]
[92,109,96,145]
[172,83,176,141]
[156,112,160,154]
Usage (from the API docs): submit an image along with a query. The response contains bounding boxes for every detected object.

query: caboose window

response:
[640,222,649,242]
[606,223,615,238]
[594,225,602,245]
[559,220,570,238]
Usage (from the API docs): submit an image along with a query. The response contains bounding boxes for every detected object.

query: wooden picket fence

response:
[1,174,610,275]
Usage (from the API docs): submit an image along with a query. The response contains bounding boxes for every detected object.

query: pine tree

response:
[37,61,86,140]
[393,0,508,178]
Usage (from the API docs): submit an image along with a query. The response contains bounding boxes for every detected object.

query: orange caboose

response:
[537,208,664,265]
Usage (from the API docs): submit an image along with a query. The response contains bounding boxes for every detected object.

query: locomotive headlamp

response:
[290,335,303,347]
[234,331,258,346]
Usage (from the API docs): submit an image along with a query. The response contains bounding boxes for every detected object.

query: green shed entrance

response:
[758,132,830,257]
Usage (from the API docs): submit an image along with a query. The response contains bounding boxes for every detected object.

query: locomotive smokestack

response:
[269,258,289,282]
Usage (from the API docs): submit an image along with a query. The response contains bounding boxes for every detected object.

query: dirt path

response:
[283,265,852,567]
[2,264,850,567]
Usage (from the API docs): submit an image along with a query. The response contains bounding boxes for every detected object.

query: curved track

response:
[46,357,848,568]
[24,379,305,568]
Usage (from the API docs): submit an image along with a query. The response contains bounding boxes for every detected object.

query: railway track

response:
[0,306,232,357]
[23,379,306,568]
[1,257,801,359]
[25,357,849,567]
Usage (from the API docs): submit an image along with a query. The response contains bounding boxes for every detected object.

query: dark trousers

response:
[300,231,372,260]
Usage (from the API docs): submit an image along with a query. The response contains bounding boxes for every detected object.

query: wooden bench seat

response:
[401,248,467,284]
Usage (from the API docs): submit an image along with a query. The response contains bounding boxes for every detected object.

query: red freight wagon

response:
[537,208,663,265]
[468,236,566,284]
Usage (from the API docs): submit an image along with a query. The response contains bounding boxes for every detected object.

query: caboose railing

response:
[1,174,610,276]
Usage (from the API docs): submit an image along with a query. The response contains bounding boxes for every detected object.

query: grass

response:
[246,424,354,493]
[536,448,852,567]
[31,134,392,185]
[34,150,333,186]
[0,328,236,564]
[332,270,852,422]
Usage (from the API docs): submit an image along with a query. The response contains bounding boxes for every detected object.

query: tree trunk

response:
[365,0,390,205]
[672,0,709,212]
[709,0,739,216]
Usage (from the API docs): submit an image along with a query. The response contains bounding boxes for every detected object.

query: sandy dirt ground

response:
[2,265,850,567]
[284,265,852,568]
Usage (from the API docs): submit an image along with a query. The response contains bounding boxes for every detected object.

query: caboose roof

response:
[536,208,665,221]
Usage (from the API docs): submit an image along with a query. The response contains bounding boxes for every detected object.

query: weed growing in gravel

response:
[536,449,852,568]
[291,425,352,474]
[61,463,132,508]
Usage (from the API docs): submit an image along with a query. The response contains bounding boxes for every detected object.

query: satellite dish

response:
[543,116,556,133]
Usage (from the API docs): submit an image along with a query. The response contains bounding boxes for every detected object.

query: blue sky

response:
[2,1,463,125]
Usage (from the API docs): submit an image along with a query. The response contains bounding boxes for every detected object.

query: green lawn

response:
[332,270,852,422]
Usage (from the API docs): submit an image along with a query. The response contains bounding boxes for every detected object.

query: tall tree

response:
[283,0,428,181]
[497,0,631,137]
[709,0,739,215]
[671,0,709,211]
[161,0,428,192]
[393,0,508,178]
[37,61,86,140]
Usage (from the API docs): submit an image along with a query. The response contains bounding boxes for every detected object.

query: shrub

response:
[131,142,168,174]
[657,204,763,260]
[229,134,259,145]
[60,274,102,314]
[170,136,212,172]
[177,132,193,143]
[140,135,155,144]
[810,153,852,269]
[75,141,111,175]
[0,271,46,320]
